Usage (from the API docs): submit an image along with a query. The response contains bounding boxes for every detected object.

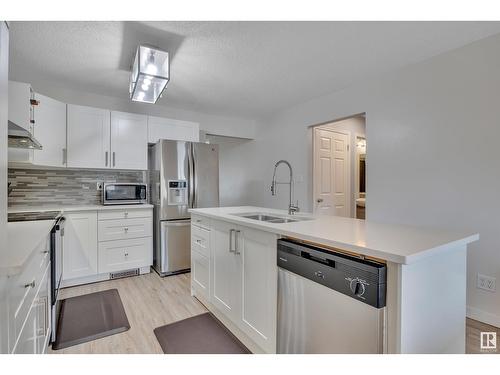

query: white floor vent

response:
[110,268,140,280]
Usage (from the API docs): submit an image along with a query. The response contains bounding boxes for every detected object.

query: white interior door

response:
[313,128,350,217]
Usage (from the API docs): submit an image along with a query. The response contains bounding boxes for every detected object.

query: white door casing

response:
[313,127,350,217]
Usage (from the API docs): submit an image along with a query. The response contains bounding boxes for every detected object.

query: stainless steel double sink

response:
[233,212,314,224]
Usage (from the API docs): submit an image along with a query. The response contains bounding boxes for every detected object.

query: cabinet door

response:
[8,81,31,131]
[238,227,278,353]
[98,237,152,273]
[110,111,148,170]
[63,211,98,280]
[35,265,50,354]
[147,115,199,143]
[8,81,34,163]
[210,220,241,322]
[191,250,209,299]
[32,93,67,167]
[13,304,37,354]
[67,104,110,168]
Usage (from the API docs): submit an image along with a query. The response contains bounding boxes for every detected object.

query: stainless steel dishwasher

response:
[277,238,387,354]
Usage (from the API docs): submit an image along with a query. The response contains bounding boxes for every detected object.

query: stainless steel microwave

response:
[103,183,148,205]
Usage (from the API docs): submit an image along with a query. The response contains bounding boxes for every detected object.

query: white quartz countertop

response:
[189,206,479,264]
[2,220,55,276]
[8,204,153,214]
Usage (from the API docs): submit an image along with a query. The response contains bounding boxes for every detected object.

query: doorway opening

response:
[312,114,366,219]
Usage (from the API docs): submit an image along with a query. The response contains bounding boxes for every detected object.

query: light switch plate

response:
[96,182,103,191]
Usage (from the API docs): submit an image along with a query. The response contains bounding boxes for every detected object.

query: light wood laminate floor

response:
[50,271,498,354]
[50,272,207,354]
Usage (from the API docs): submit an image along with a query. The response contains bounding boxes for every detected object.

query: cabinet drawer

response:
[98,217,152,242]
[98,208,152,221]
[191,251,209,298]
[191,224,210,257]
[98,237,152,273]
[191,215,210,230]
[9,236,50,350]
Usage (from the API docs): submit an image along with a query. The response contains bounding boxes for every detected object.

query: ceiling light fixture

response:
[129,45,169,104]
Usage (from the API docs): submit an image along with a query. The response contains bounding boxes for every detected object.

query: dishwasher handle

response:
[300,250,335,267]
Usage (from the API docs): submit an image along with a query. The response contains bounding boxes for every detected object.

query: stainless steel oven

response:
[50,216,65,344]
[103,183,147,205]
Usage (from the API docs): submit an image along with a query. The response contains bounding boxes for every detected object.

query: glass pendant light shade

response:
[129,45,169,104]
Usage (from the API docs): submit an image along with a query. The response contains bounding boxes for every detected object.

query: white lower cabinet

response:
[62,211,98,281]
[191,250,209,297]
[62,208,153,287]
[10,236,51,354]
[98,237,152,273]
[239,226,277,352]
[191,216,278,353]
[210,220,241,322]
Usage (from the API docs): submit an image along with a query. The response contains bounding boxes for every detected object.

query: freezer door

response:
[156,219,191,275]
[192,142,219,208]
[159,140,190,220]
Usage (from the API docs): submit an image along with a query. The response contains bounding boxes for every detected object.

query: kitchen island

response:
[189,206,479,354]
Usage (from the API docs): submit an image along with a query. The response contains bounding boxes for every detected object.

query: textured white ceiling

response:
[9,21,500,119]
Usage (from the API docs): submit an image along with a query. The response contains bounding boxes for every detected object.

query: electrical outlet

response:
[477,274,496,292]
[96,182,103,191]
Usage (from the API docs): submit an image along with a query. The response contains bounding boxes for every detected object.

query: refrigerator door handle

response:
[188,143,195,208]
[191,143,197,208]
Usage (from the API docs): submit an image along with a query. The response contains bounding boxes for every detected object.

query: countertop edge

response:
[8,204,154,214]
[3,219,56,277]
[189,208,479,265]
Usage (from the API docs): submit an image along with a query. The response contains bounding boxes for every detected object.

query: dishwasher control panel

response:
[277,239,387,308]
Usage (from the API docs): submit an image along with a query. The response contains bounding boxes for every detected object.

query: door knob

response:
[316,198,323,203]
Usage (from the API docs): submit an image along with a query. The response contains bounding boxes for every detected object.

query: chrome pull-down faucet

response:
[271,160,299,215]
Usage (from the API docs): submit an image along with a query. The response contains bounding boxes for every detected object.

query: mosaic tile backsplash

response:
[8,168,146,207]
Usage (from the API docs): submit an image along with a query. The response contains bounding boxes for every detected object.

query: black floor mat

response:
[52,289,130,350]
[153,313,250,354]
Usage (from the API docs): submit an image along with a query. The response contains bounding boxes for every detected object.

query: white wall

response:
[24,81,257,140]
[248,32,500,327]
[0,21,9,354]
[317,116,366,217]
[206,135,258,207]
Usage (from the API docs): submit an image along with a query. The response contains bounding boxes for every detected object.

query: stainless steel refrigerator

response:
[149,140,219,276]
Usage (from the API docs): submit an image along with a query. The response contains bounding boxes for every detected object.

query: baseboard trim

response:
[467,305,500,328]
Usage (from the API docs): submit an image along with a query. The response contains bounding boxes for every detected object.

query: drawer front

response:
[10,239,50,351]
[98,237,153,273]
[191,224,210,257]
[191,250,209,298]
[98,217,152,242]
[98,208,152,221]
[191,215,210,230]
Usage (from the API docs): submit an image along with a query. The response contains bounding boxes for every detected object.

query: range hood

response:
[8,121,42,150]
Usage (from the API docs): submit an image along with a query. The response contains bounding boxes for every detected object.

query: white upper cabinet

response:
[8,81,34,163]
[67,104,111,169]
[147,116,199,143]
[32,93,67,167]
[8,81,32,131]
[110,111,148,170]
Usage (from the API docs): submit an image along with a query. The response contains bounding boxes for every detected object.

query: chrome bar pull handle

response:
[112,152,116,167]
[228,229,235,253]
[105,151,109,167]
